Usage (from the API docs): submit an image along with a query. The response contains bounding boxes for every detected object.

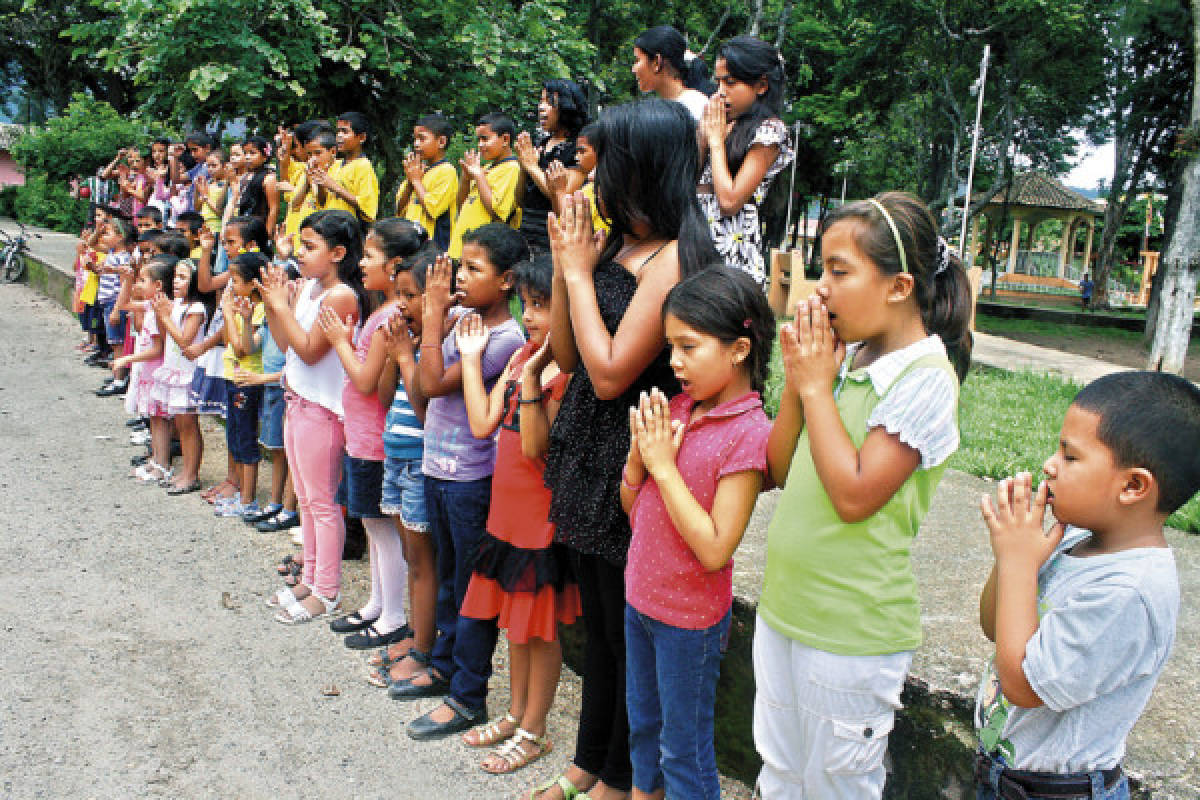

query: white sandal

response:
[275,591,340,625]
[265,585,304,609]
[481,727,552,774]
[134,462,167,483]
[462,712,518,747]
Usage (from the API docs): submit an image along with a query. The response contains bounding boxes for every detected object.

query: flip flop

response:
[166,480,203,496]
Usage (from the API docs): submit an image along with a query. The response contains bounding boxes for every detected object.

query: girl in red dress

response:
[455,254,580,775]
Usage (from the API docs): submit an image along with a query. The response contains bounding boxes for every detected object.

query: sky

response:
[1065,138,1114,192]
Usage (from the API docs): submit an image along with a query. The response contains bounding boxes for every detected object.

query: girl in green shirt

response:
[756,192,974,799]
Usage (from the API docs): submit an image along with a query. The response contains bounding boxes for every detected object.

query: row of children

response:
[66,33,1196,800]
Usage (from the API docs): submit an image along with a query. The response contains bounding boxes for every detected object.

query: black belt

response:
[975,751,1122,799]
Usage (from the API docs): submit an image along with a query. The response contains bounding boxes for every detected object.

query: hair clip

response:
[743,318,752,328]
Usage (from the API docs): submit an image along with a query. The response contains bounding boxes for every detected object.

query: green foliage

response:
[12,173,86,232]
[10,94,174,183]
[0,184,16,218]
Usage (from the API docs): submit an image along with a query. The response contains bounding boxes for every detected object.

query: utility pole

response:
[960,44,991,260]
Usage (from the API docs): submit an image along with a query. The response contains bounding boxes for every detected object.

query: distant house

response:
[0,124,25,187]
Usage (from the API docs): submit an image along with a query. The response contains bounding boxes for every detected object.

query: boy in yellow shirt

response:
[448,113,521,259]
[276,120,331,251]
[308,111,379,224]
[396,113,459,251]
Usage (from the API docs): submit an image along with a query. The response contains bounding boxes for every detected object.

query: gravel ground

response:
[0,282,753,799]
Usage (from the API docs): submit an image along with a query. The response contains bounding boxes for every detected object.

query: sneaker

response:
[256,510,300,533]
[129,430,152,446]
[237,501,263,521]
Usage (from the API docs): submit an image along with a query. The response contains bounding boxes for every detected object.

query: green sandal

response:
[528,774,591,800]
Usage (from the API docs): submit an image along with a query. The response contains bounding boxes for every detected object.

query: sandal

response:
[483,729,552,775]
[462,712,518,747]
[265,585,306,609]
[165,480,202,495]
[525,774,591,800]
[366,625,415,667]
[275,591,340,625]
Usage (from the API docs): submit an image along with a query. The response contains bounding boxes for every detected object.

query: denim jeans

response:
[426,475,494,701]
[625,603,730,799]
[977,756,1130,800]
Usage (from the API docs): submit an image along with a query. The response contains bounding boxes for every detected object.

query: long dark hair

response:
[664,266,774,394]
[634,26,710,92]
[592,99,719,278]
[145,254,178,297]
[542,79,588,138]
[823,192,974,381]
[301,210,367,322]
[229,251,269,288]
[179,257,217,324]
[370,217,428,263]
[718,36,786,174]
[227,215,272,256]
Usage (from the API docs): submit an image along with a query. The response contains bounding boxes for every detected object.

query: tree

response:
[1148,0,1200,375]
[1090,0,1192,307]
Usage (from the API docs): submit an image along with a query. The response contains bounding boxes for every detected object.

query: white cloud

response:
[1065,139,1114,190]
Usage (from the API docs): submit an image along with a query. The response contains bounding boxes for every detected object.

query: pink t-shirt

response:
[626,391,771,629]
[341,303,402,461]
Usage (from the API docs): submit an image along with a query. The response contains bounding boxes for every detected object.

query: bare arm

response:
[700,97,779,216]
[263,173,280,236]
[415,255,465,398]
[518,343,560,460]
[979,566,998,642]
[258,272,358,365]
[461,344,516,439]
[319,307,394,395]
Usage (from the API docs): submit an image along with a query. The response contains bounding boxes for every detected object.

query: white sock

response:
[363,517,408,632]
[358,533,383,621]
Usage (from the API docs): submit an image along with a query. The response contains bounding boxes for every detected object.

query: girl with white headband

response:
[756,191,974,799]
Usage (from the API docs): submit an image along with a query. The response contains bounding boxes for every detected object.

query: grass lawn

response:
[763,343,1200,533]
[976,314,1150,346]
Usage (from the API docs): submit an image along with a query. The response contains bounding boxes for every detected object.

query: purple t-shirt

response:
[422,310,525,482]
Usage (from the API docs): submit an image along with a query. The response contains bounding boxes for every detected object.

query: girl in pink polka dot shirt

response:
[619,266,774,800]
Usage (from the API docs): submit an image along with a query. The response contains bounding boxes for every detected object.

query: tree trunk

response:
[1145,157,1187,341]
[775,0,794,49]
[747,0,764,36]
[1148,0,1200,374]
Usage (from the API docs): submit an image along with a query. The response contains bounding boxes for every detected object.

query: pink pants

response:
[284,391,346,599]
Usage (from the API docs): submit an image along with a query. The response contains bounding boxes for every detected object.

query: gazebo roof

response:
[985,171,1103,215]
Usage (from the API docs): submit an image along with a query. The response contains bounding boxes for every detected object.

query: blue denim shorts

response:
[344,455,385,519]
[380,456,428,532]
[257,384,285,450]
[225,382,263,464]
[101,300,125,345]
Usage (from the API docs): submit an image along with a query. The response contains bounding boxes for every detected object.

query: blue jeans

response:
[977,753,1130,800]
[426,475,494,709]
[624,604,730,799]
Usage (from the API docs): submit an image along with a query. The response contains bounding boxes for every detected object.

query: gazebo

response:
[967,171,1103,278]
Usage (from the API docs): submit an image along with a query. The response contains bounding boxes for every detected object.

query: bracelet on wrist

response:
[518,393,544,405]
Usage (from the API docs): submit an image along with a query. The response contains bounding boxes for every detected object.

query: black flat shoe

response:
[125,417,147,428]
[406,703,484,741]
[256,511,300,532]
[243,503,284,524]
[95,381,128,397]
[388,671,450,701]
[329,612,379,634]
[131,453,150,467]
[343,623,410,649]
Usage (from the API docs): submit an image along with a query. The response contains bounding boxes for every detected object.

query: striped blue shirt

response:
[382,356,423,461]
[96,250,129,305]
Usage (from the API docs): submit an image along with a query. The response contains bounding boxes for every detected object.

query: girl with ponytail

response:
[631,25,712,120]
[756,191,971,799]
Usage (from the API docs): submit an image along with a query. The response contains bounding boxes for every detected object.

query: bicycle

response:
[0,220,40,283]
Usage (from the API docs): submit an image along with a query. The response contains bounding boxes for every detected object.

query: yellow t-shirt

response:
[448,157,521,259]
[281,161,311,251]
[200,182,227,232]
[323,156,380,222]
[222,302,267,377]
[583,181,610,234]
[80,251,101,305]
[399,160,458,249]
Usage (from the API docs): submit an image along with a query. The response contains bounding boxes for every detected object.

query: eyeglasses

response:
[499,380,521,433]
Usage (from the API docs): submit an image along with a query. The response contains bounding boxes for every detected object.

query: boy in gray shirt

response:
[974,371,1200,799]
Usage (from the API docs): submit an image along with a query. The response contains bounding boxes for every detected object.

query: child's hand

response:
[233,295,255,321]
[112,355,130,371]
[423,254,463,320]
[634,388,683,479]
[255,265,291,310]
[459,150,483,181]
[545,160,568,198]
[515,132,538,170]
[701,94,727,150]
[549,191,604,284]
[277,127,294,158]
[117,262,135,281]
[317,305,353,346]
[981,473,1065,572]
[383,314,417,364]
[403,151,425,183]
[194,173,208,199]
[198,225,216,252]
[455,312,489,360]
[524,333,554,376]
[182,342,204,360]
[151,291,172,319]
[232,366,259,386]
[273,231,294,259]
[779,296,845,401]
[107,307,121,326]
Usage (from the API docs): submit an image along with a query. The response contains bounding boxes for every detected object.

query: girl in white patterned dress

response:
[698,35,794,286]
